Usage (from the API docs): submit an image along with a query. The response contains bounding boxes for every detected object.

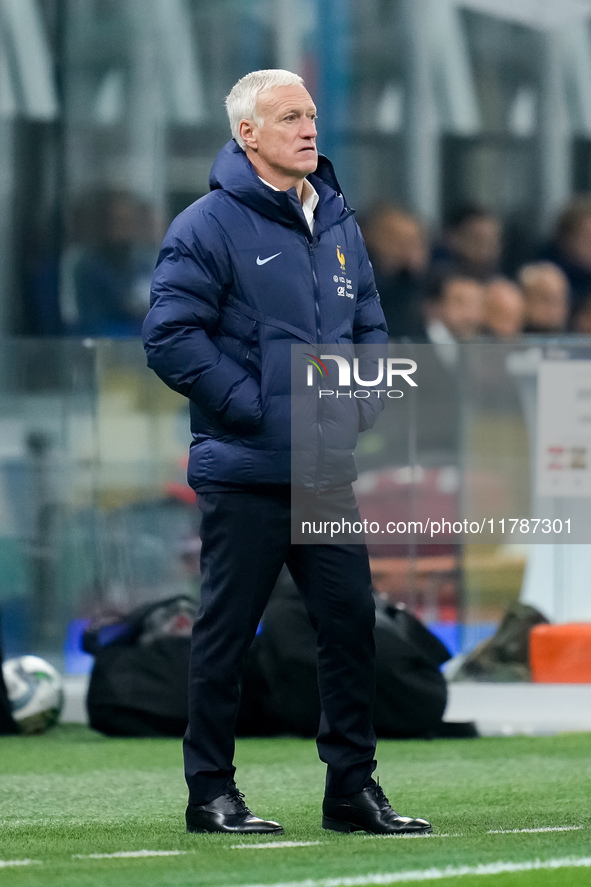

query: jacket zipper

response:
[308,239,325,493]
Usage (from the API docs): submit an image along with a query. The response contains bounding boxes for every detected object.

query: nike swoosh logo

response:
[256,252,282,266]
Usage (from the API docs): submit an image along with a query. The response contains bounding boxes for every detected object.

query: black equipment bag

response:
[237,574,454,739]
[84,584,459,740]
[83,596,196,737]
[373,599,451,737]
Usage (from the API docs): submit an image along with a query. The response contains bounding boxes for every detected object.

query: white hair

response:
[518,261,568,293]
[225,69,305,148]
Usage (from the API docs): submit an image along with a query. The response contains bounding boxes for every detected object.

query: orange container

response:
[530,623,591,683]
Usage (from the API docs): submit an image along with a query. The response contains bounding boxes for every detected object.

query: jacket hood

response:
[209,139,352,235]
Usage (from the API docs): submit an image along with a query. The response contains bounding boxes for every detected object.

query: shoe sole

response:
[187,825,285,835]
[322,816,432,835]
[322,816,363,833]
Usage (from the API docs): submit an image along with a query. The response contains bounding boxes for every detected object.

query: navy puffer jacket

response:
[143,140,387,491]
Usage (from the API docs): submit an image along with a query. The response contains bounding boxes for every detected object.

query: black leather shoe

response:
[186,786,284,834]
[322,779,432,835]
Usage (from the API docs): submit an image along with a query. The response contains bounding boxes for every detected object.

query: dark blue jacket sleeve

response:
[142,211,262,432]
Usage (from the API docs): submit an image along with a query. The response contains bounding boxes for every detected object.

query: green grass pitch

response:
[1,725,590,886]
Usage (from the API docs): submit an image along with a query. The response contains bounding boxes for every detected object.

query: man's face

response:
[439,279,485,340]
[451,216,502,272]
[483,281,524,339]
[369,212,428,274]
[524,272,568,331]
[240,85,318,190]
[565,216,591,271]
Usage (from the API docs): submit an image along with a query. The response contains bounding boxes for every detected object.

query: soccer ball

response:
[2,655,64,734]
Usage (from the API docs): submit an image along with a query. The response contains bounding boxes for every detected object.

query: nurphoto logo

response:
[304,354,418,399]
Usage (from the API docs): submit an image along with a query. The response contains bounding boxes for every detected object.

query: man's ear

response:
[239,119,258,150]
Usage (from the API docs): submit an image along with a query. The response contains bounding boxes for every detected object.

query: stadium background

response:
[3,3,591,886]
[1,0,591,695]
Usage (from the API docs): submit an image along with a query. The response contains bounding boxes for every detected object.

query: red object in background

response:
[355,466,459,558]
[530,623,591,683]
[165,481,196,505]
[370,556,459,623]
[164,455,196,505]
[164,463,461,622]
[356,466,461,621]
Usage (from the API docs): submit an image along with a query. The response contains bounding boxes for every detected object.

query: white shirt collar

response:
[300,178,319,233]
[426,320,459,366]
[258,176,319,234]
[427,319,457,346]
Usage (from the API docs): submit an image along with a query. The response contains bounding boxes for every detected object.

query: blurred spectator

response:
[482,278,525,340]
[572,293,591,334]
[540,197,591,311]
[414,271,485,457]
[518,262,569,334]
[60,189,160,336]
[432,205,503,282]
[360,204,429,339]
[424,272,485,346]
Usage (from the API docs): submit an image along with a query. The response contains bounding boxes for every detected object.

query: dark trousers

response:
[183,488,377,805]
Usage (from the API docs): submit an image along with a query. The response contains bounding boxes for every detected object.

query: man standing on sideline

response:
[143,69,431,837]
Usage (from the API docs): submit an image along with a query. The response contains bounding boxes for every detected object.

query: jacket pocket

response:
[217,302,258,367]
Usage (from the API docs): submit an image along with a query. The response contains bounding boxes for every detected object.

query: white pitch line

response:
[361,834,462,840]
[232,841,322,850]
[231,855,591,887]
[488,826,585,835]
[73,850,188,859]
[0,860,41,868]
